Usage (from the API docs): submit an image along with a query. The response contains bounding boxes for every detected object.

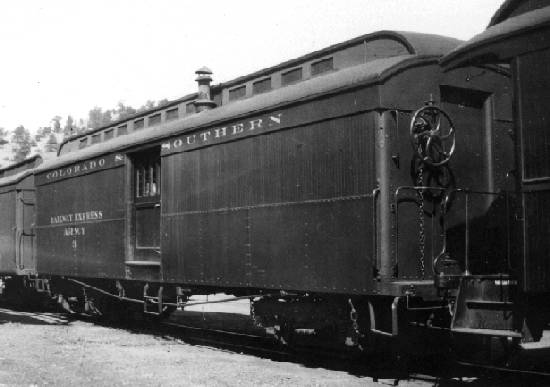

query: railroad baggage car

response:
[33,31,469,293]
[0,156,41,277]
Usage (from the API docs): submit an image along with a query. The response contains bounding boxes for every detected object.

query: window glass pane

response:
[136,167,144,197]
[311,57,334,76]
[150,162,160,196]
[144,166,151,196]
[166,108,178,121]
[229,85,246,101]
[91,134,101,144]
[148,113,161,126]
[156,161,161,195]
[281,67,302,85]
[104,129,114,140]
[253,77,272,94]
[134,119,144,130]
[134,150,161,198]
[186,103,195,114]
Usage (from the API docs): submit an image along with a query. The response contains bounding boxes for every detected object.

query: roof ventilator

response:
[193,66,217,112]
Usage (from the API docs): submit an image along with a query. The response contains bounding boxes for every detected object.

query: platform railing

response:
[392,186,513,278]
[441,189,512,276]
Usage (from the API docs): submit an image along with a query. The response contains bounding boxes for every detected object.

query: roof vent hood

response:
[194,66,217,112]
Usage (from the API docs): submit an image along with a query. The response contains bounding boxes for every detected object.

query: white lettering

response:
[269,113,282,126]
[164,113,283,152]
[232,123,244,135]
[50,210,103,225]
[214,127,227,138]
[186,135,196,145]
[248,119,263,130]
[64,227,85,237]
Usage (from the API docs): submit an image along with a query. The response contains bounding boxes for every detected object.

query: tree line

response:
[2,99,169,164]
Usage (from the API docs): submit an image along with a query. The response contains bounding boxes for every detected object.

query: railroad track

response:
[160,321,291,359]
[150,320,550,385]
[2,301,550,385]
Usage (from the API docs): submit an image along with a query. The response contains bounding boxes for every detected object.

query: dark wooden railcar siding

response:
[524,190,550,291]
[0,174,36,275]
[0,189,16,273]
[36,166,126,278]
[17,178,36,274]
[162,113,374,294]
[518,48,550,180]
[517,47,550,291]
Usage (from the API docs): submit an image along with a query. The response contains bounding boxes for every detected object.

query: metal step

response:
[452,327,522,338]
[124,260,161,267]
[143,284,166,315]
[466,300,514,310]
[451,276,516,333]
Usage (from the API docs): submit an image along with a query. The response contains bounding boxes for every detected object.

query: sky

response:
[0,0,504,132]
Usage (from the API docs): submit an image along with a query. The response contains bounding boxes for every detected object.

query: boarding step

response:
[451,275,518,335]
[143,283,168,315]
[125,260,161,267]
[451,327,522,338]
[24,277,51,293]
[465,300,514,310]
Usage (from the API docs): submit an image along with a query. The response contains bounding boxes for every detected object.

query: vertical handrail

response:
[505,192,512,271]
[16,189,36,271]
[464,193,470,275]
[372,188,380,275]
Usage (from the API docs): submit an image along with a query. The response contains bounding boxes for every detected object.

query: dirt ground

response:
[0,307,433,387]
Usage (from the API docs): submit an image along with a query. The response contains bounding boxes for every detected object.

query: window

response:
[281,67,302,85]
[104,129,114,140]
[148,113,161,126]
[311,57,334,76]
[117,125,128,136]
[132,148,161,253]
[253,77,272,94]
[134,118,144,130]
[186,102,196,114]
[166,108,179,121]
[135,153,161,198]
[229,85,246,101]
[91,133,101,144]
[79,138,88,149]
